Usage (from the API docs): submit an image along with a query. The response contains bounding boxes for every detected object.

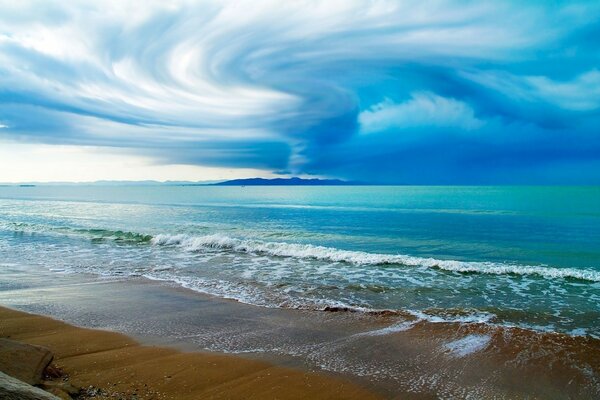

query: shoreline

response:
[0,305,382,400]
[2,268,600,398]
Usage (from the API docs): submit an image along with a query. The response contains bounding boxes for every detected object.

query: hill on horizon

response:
[214,177,365,186]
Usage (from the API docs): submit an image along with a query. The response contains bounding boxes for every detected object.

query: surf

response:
[151,233,600,283]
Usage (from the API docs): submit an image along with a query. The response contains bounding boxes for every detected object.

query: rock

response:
[0,338,54,385]
[0,371,61,400]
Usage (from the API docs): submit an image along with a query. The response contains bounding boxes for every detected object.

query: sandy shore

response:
[0,306,382,400]
[2,271,599,398]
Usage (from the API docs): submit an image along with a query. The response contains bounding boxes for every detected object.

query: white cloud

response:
[0,0,557,136]
[359,92,484,134]
[526,70,600,111]
[462,69,600,111]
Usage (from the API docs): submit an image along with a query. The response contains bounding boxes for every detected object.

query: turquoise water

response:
[1,185,599,337]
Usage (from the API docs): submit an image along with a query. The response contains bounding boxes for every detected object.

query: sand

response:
[0,306,382,400]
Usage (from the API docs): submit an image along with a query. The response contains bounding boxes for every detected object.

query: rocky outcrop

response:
[0,338,81,399]
[0,338,53,385]
[0,371,61,400]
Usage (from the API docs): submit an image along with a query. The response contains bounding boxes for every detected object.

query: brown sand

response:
[0,306,382,400]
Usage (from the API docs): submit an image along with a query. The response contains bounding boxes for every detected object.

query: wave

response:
[2,222,153,243]
[139,271,502,329]
[4,220,599,283]
[78,228,153,243]
[151,233,600,283]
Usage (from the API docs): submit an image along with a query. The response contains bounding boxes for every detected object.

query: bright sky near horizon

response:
[1,0,599,183]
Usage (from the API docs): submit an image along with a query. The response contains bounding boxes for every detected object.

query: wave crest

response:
[1,222,153,243]
[151,233,600,282]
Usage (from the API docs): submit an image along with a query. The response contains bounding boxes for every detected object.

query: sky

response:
[0,0,599,184]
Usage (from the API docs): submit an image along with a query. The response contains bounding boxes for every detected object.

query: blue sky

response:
[1,1,599,183]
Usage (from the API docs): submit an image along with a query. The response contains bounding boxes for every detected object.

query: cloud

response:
[359,93,484,134]
[462,69,600,111]
[0,0,599,183]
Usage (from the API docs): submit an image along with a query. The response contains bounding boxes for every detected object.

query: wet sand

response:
[0,306,381,400]
[1,266,600,399]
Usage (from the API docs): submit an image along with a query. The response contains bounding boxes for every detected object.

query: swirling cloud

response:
[359,93,484,133]
[0,0,599,182]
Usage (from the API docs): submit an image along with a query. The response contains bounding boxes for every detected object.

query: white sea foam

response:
[409,310,496,325]
[443,334,491,357]
[151,233,600,282]
[355,321,417,337]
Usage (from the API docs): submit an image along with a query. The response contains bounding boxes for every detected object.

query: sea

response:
[1,185,599,339]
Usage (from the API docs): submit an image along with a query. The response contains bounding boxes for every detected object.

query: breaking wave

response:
[151,233,600,283]
[2,222,153,243]
[3,220,599,282]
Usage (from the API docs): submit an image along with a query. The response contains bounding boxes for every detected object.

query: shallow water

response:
[1,267,599,399]
[1,185,599,338]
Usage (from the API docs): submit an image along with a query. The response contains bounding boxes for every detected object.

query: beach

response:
[0,305,382,399]
[1,269,599,399]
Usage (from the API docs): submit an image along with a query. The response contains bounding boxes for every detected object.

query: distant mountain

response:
[0,178,365,186]
[214,177,365,186]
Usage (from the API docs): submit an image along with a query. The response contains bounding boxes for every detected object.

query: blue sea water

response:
[0,185,599,337]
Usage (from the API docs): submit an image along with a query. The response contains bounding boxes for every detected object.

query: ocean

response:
[1,185,599,338]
